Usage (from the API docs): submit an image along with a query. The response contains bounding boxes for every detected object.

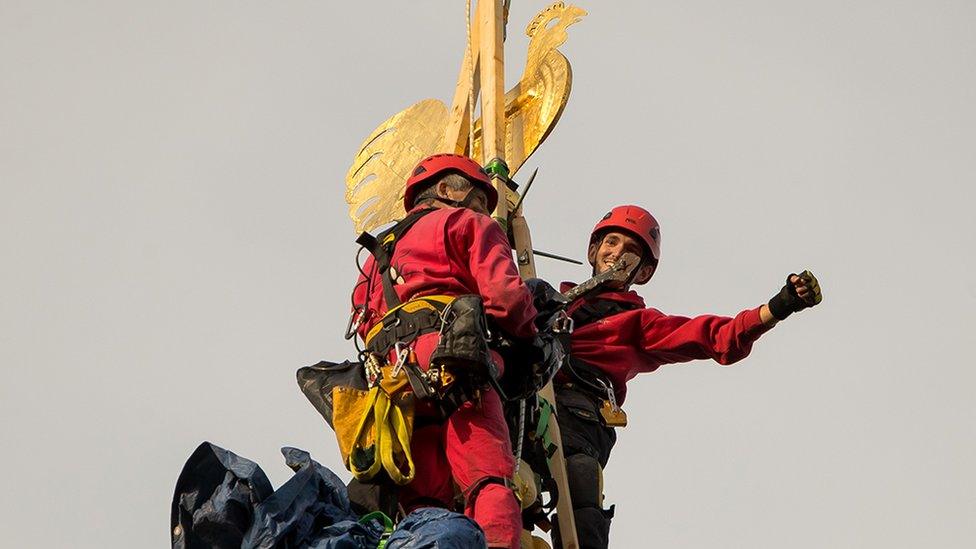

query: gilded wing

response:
[345,99,449,233]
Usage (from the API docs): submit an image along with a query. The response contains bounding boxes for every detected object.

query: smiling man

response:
[550,205,823,549]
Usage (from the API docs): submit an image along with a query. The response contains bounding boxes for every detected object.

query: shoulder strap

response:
[356,208,437,308]
[570,297,641,329]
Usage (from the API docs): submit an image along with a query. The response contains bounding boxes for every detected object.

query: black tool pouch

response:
[296,360,368,429]
[428,294,501,405]
[430,295,495,375]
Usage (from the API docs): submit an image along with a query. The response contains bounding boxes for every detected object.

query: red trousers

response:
[399,390,520,547]
[386,333,521,548]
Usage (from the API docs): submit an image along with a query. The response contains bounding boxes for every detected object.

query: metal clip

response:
[391,342,410,378]
[551,310,574,334]
[606,385,620,412]
[344,306,366,340]
[426,366,440,387]
[599,385,628,427]
[593,375,621,413]
[382,316,401,331]
[365,353,384,387]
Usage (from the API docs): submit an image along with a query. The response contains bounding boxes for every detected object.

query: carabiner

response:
[605,385,621,412]
[345,306,367,340]
[551,310,574,334]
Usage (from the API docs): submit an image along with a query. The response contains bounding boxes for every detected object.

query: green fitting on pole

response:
[493,215,510,233]
[484,157,510,180]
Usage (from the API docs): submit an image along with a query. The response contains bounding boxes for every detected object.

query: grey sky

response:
[2,1,974,547]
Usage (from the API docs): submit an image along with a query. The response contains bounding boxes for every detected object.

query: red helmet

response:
[590,205,661,263]
[403,154,498,213]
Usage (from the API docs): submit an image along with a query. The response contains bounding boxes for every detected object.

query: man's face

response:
[441,183,490,215]
[588,231,656,287]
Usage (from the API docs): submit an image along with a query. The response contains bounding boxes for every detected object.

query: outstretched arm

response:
[634,270,824,367]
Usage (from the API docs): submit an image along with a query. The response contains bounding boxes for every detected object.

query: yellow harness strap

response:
[364,294,455,349]
[378,389,415,485]
[336,384,416,486]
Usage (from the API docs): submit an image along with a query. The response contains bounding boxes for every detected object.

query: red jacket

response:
[560,282,773,405]
[353,207,538,372]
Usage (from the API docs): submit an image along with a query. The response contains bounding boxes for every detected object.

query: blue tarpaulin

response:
[171,442,485,549]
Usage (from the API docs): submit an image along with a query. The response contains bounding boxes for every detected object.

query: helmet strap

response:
[457,188,483,209]
[432,196,464,208]
[432,185,482,210]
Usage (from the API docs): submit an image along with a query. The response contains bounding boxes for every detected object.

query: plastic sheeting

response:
[171,442,485,549]
[385,508,486,549]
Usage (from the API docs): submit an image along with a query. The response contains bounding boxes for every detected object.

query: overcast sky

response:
[2,1,974,547]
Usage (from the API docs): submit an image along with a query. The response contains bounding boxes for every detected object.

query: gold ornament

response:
[472,2,587,174]
[344,2,586,233]
[345,99,448,233]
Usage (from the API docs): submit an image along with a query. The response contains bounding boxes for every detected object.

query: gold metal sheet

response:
[345,99,448,233]
[472,2,587,176]
[343,2,586,232]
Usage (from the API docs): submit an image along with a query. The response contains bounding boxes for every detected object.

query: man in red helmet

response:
[550,205,822,549]
[350,154,537,549]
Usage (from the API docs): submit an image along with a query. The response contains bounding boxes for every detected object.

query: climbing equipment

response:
[332,356,416,485]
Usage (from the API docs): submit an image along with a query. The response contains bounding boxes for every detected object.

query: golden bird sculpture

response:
[344,2,587,234]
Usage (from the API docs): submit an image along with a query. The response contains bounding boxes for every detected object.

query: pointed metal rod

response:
[532,249,583,265]
[511,167,538,213]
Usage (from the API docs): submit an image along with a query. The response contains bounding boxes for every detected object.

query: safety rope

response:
[513,397,526,474]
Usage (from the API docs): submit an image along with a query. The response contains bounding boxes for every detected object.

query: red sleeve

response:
[639,306,772,366]
[448,210,538,339]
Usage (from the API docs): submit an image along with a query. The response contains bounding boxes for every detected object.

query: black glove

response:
[524,278,569,329]
[496,332,567,401]
[767,270,822,320]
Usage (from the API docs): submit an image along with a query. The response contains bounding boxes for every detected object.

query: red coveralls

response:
[560,283,774,406]
[353,206,537,548]
[551,283,775,549]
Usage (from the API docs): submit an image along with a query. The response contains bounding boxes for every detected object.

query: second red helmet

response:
[590,205,661,263]
[403,154,498,213]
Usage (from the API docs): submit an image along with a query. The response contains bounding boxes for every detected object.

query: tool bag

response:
[296,357,416,485]
[297,359,368,430]
[332,366,417,486]
[426,294,502,409]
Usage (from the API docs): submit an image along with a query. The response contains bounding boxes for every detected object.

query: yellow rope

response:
[347,386,416,485]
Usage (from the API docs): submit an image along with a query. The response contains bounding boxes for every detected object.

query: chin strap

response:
[432,186,483,210]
